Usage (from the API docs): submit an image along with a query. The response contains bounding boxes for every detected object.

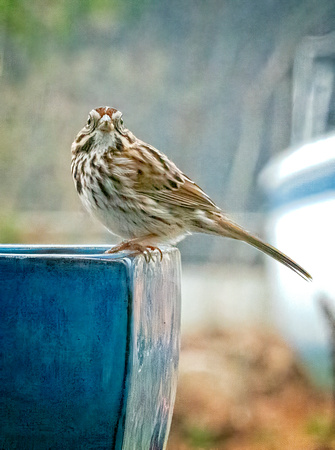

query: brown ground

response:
[167,329,335,450]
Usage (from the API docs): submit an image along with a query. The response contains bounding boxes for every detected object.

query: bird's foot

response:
[105,241,163,263]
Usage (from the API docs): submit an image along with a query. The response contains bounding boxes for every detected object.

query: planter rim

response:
[0,244,176,260]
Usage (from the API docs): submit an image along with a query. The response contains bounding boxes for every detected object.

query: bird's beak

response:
[98,114,113,132]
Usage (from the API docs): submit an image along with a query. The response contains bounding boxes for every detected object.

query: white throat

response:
[93,130,116,151]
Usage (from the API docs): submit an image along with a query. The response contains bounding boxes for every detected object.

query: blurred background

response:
[2,0,335,448]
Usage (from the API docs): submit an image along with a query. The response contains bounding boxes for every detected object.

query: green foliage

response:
[1,0,102,54]
[0,213,24,243]
[306,414,335,444]
[1,0,153,54]
[184,425,220,448]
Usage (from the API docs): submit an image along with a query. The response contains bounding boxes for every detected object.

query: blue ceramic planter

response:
[0,245,181,449]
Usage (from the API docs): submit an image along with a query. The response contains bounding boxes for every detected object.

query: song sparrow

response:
[71,106,311,281]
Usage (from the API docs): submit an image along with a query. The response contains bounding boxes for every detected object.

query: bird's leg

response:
[105,237,163,262]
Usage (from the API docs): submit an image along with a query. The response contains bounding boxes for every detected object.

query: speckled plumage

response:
[71,106,311,280]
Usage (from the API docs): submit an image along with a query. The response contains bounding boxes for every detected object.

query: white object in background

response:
[261,134,335,388]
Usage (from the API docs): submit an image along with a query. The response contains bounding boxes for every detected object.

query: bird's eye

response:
[115,114,125,135]
[87,115,92,126]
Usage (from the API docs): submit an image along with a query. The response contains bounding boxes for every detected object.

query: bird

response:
[71,106,311,281]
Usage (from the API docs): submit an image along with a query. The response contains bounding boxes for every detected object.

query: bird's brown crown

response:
[95,106,118,119]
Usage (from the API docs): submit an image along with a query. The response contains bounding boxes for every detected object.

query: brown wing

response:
[147,177,221,211]
[134,143,220,212]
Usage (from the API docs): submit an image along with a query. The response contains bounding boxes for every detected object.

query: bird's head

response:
[72,106,126,155]
[88,106,124,134]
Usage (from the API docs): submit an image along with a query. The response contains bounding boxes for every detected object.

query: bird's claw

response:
[145,245,163,262]
[105,242,163,262]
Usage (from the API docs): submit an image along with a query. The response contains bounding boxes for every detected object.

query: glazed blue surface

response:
[0,245,181,449]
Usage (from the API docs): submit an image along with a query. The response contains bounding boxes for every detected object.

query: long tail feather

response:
[218,219,312,281]
[241,232,311,281]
